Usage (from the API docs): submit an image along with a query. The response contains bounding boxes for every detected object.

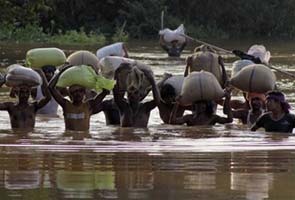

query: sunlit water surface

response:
[0,40,295,199]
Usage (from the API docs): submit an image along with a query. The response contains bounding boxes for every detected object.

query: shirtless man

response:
[0,69,51,130]
[169,89,233,126]
[113,63,160,127]
[49,66,109,131]
[232,93,265,126]
[92,98,120,125]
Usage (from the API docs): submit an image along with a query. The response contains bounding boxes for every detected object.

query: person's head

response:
[265,91,290,113]
[127,86,142,104]
[247,93,266,111]
[41,65,56,81]
[15,85,31,102]
[193,100,215,115]
[171,40,178,48]
[68,85,86,103]
[160,84,176,104]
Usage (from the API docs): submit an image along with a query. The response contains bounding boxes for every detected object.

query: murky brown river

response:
[1,40,295,199]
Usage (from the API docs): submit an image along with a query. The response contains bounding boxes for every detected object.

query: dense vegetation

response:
[1,0,295,44]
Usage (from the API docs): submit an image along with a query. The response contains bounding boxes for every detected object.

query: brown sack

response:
[67,51,99,72]
[179,71,225,106]
[115,62,153,99]
[188,51,223,84]
[230,64,276,93]
[164,75,184,95]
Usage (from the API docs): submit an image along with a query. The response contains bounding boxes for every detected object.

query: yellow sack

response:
[26,48,66,68]
[56,65,115,92]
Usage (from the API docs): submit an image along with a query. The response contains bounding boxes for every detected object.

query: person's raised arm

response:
[113,64,131,110]
[169,101,190,125]
[122,43,129,58]
[0,75,11,111]
[184,56,192,77]
[48,65,72,108]
[212,88,233,125]
[142,69,160,111]
[34,69,51,110]
[0,79,11,111]
[159,35,169,52]
[218,56,228,88]
[220,88,233,123]
[88,89,109,114]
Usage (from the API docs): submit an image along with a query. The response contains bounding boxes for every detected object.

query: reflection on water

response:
[1,150,295,199]
[0,40,295,199]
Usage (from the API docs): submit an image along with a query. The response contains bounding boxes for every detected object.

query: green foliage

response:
[50,29,106,45]
[2,0,295,41]
[0,23,48,42]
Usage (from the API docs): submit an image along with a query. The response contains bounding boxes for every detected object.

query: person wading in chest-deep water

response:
[156,73,191,124]
[113,63,160,128]
[159,35,187,57]
[0,69,51,130]
[232,92,266,126]
[31,65,67,116]
[169,88,233,126]
[251,91,295,133]
[49,65,109,131]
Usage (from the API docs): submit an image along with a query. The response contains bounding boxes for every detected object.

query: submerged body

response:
[0,70,51,130]
[251,91,295,133]
[113,63,160,127]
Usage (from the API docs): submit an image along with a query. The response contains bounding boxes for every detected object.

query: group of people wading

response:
[0,37,294,134]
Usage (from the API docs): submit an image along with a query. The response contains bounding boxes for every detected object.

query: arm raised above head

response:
[88,89,109,114]
[142,69,160,111]
[34,69,51,110]
[48,65,72,108]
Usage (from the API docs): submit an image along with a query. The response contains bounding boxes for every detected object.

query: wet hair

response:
[266,91,290,113]
[41,65,56,73]
[160,84,176,99]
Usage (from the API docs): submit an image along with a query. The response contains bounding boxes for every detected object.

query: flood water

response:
[1,40,295,199]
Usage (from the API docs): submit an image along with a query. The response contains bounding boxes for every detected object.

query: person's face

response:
[44,71,54,81]
[266,98,280,112]
[42,68,55,81]
[250,97,264,110]
[69,86,85,103]
[171,41,178,47]
[16,86,31,102]
[127,90,141,103]
[162,95,175,105]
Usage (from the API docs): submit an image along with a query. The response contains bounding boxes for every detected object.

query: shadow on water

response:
[0,39,295,199]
